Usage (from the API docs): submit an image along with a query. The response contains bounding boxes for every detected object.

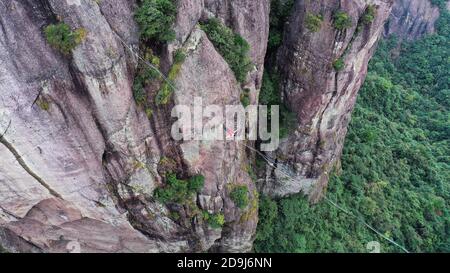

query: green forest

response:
[254,6,450,253]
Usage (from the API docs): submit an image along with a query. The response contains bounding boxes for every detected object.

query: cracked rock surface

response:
[259,0,394,202]
[384,0,442,40]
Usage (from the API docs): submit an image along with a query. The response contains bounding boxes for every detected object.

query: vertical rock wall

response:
[261,0,394,202]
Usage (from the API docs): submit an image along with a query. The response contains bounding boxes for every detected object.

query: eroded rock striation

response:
[384,0,442,40]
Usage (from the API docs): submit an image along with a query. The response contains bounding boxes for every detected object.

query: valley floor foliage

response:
[255,7,449,253]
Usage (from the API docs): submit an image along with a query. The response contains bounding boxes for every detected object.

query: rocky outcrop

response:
[0,0,269,253]
[384,0,441,40]
[260,0,394,202]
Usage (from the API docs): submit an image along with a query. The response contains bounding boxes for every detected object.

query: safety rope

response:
[112,30,411,253]
[240,140,410,253]
[113,32,177,91]
[323,195,410,253]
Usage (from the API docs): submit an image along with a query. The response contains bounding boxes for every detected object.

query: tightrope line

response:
[240,140,410,253]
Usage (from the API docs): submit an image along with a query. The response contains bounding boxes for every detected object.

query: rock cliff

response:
[0,0,270,253]
[384,0,442,40]
[0,0,406,252]
[260,0,394,202]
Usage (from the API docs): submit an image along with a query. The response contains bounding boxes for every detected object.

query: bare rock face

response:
[0,0,129,230]
[0,198,163,253]
[260,0,394,202]
[0,0,269,252]
[384,0,441,40]
[0,0,181,253]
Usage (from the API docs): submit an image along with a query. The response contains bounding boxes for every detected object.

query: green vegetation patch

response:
[36,96,50,111]
[133,0,179,107]
[154,173,205,204]
[431,0,448,9]
[305,13,323,32]
[361,5,377,25]
[230,185,249,209]
[173,48,187,63]
[135,0,177,42]
[254,195,278,244]
[201,18,253,83]
[259,71,297,138]
[44,23,86,54]
[333,11,352,30]
[332,58,345,71]
[267,0,295,51]
[132,49,161,106]
[203,211,225,229]
[155,49,186,105]
[240,88,251,107]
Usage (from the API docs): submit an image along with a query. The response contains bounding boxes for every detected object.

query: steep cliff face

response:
[260,0,394,201]
[0,0,397,252]
[384,0,441,40]
[0,0,269,253]
[0,0,178,253]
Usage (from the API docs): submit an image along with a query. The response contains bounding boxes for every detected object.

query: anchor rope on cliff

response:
[238,137,410,253]
[113,32,177,92]
[113,28,410,252]
[241,141,296,176]
[323,195,410,253]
